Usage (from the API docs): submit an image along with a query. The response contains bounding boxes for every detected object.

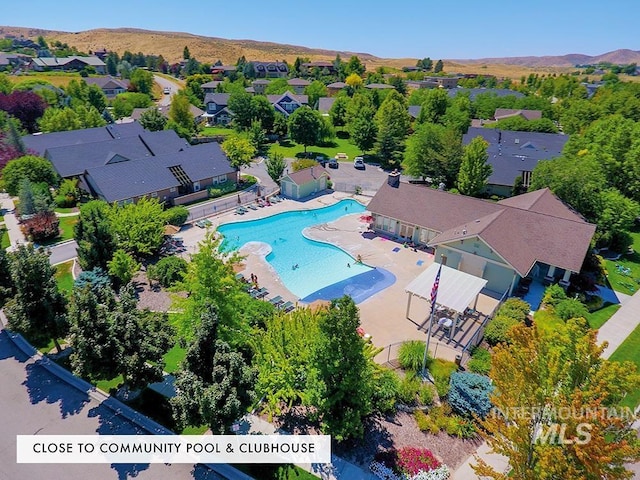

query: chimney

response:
[387,170,401,188]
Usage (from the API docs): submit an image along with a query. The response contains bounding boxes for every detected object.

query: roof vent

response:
[515,138,520,144]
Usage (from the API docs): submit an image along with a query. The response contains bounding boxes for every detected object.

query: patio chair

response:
[279,301,295,312]
[254,287,269,299]
[269,295,284,306]
[247,203,258,210]
[235,207,245,215]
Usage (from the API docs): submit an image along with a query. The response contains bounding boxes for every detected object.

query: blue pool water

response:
[219,199,375,299]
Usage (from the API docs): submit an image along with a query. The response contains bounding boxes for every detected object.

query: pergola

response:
[405,263,487,340]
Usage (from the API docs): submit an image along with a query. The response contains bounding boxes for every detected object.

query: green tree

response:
[1,155,59,196]
[129,68,154,95]
[147,256,188,288]
[457,136,492,197]
[221,133,257,168]
[247,120,267,155]
[272,112,288,137]
[416,88,450,125]
[403,122,446,182]
[0,247,15,307]
[329,95,349,128]
[265,148,286,184]
[288,107,323,154]
[108,249,141,287]
[474,319,640,480]
[347,94,377,154]
[304,80,328,108]
[74,200,115,271]
[307,296,373,441]
[345,56,366,76]
[167,93,195,139]
[250,95,276,133]
[375,90,410,168]
[86,84,107,112]
[183,46,191,60]
[263,78,289,95]
[434,60,444,73]
[228,91,254,130]
[138,107,167,131]
[5,244,67,352]
[109,197,166,256]
[416,57,433,71]
[172,307,256,433]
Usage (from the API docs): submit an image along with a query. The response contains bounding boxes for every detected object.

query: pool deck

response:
[176,192,500,364]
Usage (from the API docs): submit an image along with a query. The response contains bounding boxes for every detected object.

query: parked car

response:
[335,152,349,160]
[163,87,171,94]
[328,158,339,169]
[316,155,327,167]
[354,157,365,169]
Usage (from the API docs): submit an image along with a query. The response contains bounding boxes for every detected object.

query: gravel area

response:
[133,269,176,312]
[268,407,481,471]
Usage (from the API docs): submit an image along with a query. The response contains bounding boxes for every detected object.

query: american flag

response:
[430,263,442,315]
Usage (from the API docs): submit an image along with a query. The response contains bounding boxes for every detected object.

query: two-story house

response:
[253,61,289,78]
[267,91,308,116]
[203,93,232,125]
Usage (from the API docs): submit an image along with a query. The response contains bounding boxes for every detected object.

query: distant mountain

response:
[453,49,640,67]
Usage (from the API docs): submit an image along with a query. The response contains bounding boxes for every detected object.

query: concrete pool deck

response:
[176,192,500,364]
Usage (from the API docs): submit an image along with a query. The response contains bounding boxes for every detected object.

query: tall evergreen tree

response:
[375,90,410,168]
[74,200,115,271]
[457,136,492,197]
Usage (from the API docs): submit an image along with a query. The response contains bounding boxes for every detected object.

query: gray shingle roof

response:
[317,97,336,113]
[368,182,595,275]
[83,76,129,90]
[204,93,230,106]
[282,166,329,186]
[84,142,233,203]
[22,123,144,156]
[463,127,568,187]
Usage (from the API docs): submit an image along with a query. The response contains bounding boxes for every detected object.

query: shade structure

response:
[405,263,487,314]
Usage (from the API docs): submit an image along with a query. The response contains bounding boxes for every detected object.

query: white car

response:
[354,157,365,169]
[163,87,171,95]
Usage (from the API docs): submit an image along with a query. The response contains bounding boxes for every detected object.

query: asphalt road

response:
[48,240,78,265]
[154,75,182,106]
[0,330,222,480]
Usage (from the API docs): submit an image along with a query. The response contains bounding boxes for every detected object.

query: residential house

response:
[327,82,347,95]
[83,76,130,98]
[365,83,394,90]
[462,127,568,197]
[448,88,525,101]
[252,61,288,78]
[367,177,595,295]
[493,109,542,121]
[202,93,232,125]
[424,76,460,89]
[201,80,222,94]
[301,61,337,74]
[28,55,106,74]
[23,126,234,204]
[251,79,270,94]
[406,80,441,90]
[279,166,330,199]
[210,65,236,78]
[317,97,336,116]
[288,78,310,95]
[267,91,308,117]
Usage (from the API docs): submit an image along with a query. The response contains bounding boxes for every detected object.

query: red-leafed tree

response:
[0,133,22,173]
[0,91,47,132]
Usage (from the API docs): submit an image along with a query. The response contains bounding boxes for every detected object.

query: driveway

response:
[154,75,183,107]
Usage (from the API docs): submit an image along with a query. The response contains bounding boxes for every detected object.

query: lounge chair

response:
[235,207,245,215]
[279,301,295,312]
[235,273,246,282]
[247,203,258,210]
[252,287,268,299]
[269,295,284,306]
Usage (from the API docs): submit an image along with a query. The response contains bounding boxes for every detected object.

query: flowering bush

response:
[370,460,403,480]
[410,465,450,480]
[397,446,441,476]
[370,460,450,480]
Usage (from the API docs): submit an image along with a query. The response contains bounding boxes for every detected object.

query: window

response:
[151,191,158,197]
[193,181,201,192]
[218,175,228,183]
[522,170,532,188]
[170,187,177,193]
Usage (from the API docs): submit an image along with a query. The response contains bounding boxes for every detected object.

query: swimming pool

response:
[218,199,374,299]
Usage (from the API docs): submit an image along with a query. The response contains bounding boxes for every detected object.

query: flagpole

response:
[421,254,446,380]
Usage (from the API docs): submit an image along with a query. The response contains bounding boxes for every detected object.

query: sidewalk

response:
[452,442,508,479]
[237,414,377,479]
[0,193,26,249]
[597,288,640,358]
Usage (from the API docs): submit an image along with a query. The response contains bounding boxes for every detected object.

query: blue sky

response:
[5,0,639,59]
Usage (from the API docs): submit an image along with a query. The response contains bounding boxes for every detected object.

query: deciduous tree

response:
[109,197,166,257]
[265,148,286,184]
[138,107,167,131]
[288,107,323,154]
[222,133,257,168]
[457,136,491,197]
[375,90,410,168]
[1,155,59,196]
[474,319,640,480]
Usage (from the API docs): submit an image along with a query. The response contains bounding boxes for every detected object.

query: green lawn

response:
[234,463,318,480]
[54,260,74,294]
[1,227,9,250]
[603,227,640,295]
[54,206,79,214]
[609,322,640,408]
[272,135,364,161]
[39,215,79,246]
[163,344,186,374]
[200,126,235,137]
[96,375,124,394]
[586,303,621,330]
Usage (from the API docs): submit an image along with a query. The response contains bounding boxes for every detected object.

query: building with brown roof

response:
[280,166,330,199]
[493,108,542,121]
[367,178,595,295]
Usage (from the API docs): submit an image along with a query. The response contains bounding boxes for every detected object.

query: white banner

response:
[17,435,331,464]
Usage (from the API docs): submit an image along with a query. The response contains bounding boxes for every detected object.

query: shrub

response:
[398,340,428,372]
[57,178,79,207]
[372,368,400,414]
[164,206,188,226]
[398,373,422,405]
[467,347,491,375]
[498,297,530,321]
[448,372,493,419]
[55,194,76,208]
[74,267,111,295]
[555,298,590,321]
[208,182,236,198]
[147,256,188,288]
[396,446,441,476]
[21,211,59,241]
[483,314,518,346]
[430,358,458,397]
[542,284,567,307]
[418,382,434,407]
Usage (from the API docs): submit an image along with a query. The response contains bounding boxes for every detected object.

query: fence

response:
[332,181,383,196]
[377,338,462,367]
[186,184,279,223]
